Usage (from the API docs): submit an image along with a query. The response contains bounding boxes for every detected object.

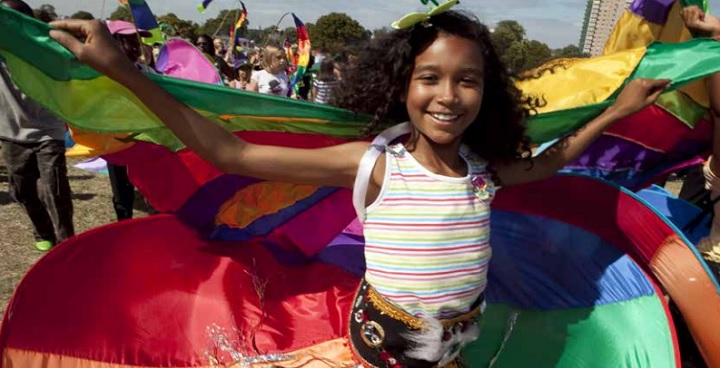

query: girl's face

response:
[405,34,485,147]
[269,49,287,72]
[239,70,248,80]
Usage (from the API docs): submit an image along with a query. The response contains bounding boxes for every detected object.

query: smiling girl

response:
[48,9,668,367]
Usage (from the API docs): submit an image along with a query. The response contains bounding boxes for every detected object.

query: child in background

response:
[311,57,338,104]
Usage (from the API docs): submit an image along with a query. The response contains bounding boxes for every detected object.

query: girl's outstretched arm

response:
[49,19,368,189]
[494,78,670,186]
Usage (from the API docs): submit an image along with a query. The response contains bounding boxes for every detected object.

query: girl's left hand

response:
[607,78,670,119]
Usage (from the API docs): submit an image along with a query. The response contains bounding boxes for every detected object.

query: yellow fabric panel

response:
[216,182,318,228]
[66,127,134,158]
[515,47,646,114]
[603,3,708,107]
[2,338,355,368]
[603,11,660,55]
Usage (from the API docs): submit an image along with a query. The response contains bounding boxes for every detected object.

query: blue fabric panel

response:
[486,210,656,309]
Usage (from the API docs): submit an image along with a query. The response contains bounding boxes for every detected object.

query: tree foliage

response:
[33,4,57,22]
[157,13,199,41]
[198,9,248,39]
[490,20,557,73]
[310,13,368,52]
[553,44,590,59]
[70,10,94,20]
[109,5,131,21]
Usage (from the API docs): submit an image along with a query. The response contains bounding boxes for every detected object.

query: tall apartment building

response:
[579,0,633,56]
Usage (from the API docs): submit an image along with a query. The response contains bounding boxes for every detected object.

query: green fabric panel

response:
[0,50,372,138]
[0,7,99,81]
[680,0,709,13]
[527,39,720,143]
[656,91,708,128]
[1,6,719,145]
[464,296,676,368]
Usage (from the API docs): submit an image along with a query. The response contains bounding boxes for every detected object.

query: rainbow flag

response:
[125,0,164,45]
[197,0,214,13]
[289,13,310,99]
[229,1,247,44]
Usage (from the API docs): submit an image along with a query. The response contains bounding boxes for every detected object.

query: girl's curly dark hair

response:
[332,10,538,165]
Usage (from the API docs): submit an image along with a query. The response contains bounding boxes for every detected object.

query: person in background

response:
[105,20,156,220]
[311,57,337,104]
[247,44,289,97]
[0,0,74,251]
[196,34,235,83]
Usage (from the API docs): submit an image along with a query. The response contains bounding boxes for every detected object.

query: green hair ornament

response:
[391,0,459,30]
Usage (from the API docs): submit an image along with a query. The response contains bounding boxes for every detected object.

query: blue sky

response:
[24,0,720,48]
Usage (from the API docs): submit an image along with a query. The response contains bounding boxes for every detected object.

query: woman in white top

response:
[248,44,289,97]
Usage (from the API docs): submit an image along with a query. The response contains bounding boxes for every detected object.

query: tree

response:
[372,27,391,39]
[283,26,298,43]
[554,44,590,59]
[70,11,94,20]
[523,40,553,70]
[490,20,525,57]
[310,13,369,53]
[502,41,528,73]
[34,4,58,22]
[199,9,248,38]
[109,5,131,21]
[157,13,199,41]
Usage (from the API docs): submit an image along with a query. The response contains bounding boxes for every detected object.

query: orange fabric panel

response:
[650,235,720,367]
[216,182,318,228]
[66,126,134,158]
[2,338,355,368]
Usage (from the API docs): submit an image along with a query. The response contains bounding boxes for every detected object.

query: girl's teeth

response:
[432,114,458,121]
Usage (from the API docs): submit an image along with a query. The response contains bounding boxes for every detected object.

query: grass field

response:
[0,156,149,315]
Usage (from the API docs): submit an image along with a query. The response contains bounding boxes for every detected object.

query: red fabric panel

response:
[103,132,352,213]
[492,175,674,266]
[0,215,357,366]
[265,189,356,256]
[605,106,711,152]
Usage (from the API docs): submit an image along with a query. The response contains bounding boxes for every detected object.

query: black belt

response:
[348,280,484,368]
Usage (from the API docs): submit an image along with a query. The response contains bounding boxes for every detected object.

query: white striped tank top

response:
[363,143,494,319]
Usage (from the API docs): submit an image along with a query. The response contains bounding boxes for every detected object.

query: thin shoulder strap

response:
[353,122,411,221]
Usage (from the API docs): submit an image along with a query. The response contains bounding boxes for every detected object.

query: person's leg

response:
[1,140,57,244]
[36,139,75,242]
[107,163,134,220]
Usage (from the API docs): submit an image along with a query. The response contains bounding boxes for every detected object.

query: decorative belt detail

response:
[366,286,481,331]
[349,280,484,368]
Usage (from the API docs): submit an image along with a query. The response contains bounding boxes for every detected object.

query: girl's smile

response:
[405,33,485,147]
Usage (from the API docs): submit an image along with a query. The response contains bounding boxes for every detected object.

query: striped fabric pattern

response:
[363,143,492,318]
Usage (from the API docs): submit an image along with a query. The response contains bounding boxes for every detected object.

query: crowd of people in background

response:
[190,32,351,102]
[0,0,360,251]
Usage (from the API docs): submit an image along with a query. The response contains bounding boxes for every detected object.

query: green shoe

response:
[34,240,53,251]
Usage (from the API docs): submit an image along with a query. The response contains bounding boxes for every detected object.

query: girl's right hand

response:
[49,19,137,82]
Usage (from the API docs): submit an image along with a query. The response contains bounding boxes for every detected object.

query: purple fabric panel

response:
[567,136,665,172]
[176,175,259,231]
[567,135,707,172]
[629,0,676,24]
[316,232,366,277]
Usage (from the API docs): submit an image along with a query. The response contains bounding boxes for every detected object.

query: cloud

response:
[23,0,720,48]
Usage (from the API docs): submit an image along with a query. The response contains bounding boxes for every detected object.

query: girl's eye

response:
[419,75,438,83]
